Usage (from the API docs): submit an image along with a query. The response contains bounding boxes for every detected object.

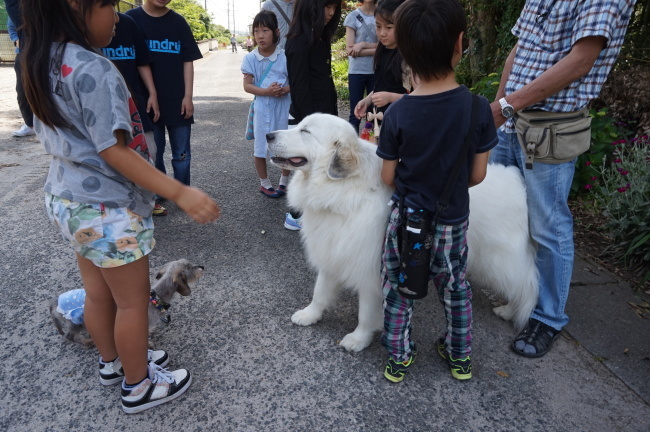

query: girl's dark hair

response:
[252,10,280,46]
[20,0,116,128]
[286,0,342,45]
[394,0,466,81]
[373,0,407,85]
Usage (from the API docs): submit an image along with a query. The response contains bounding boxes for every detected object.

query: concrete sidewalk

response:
[0,50,649,431]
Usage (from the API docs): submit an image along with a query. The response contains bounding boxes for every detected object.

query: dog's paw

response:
[339,331,373,352]
[291,307,322,326]
[493,304,515,322]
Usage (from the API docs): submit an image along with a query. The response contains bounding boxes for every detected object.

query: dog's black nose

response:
[266,132,275,142]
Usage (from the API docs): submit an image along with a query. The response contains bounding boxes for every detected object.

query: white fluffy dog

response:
[268,113,538,352]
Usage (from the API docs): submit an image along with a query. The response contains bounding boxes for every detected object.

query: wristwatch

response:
[499,97,516,119]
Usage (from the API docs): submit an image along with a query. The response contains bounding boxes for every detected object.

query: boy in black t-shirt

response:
[376,0,497,383]
[126,0,203,190]
[102,12,164,215]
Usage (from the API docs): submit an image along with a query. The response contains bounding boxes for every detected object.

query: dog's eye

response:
[300,128,311,135]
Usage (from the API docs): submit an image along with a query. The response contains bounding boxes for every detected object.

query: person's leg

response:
[167,124,192,185]
[522,159,575,330]
[380,208,416,362]
[101,256,151,385]
[254,156,269,180]
[14,54,34,128]
[152,123,167,175]
[431,222,472,359]
[348,74,365,133]
[77,253,118,362]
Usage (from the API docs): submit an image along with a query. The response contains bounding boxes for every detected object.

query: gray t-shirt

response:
[36,43,155,217]
[343,8,377,75]
[262,0,293,50]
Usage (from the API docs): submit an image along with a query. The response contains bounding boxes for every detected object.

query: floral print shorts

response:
[45,193,156,268]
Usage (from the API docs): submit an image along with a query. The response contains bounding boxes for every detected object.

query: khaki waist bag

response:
[515,107,592,169]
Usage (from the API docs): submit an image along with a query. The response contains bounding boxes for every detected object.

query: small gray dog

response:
[50,259,204,346]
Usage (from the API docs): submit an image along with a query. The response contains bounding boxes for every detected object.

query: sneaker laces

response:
[149,363,175,385]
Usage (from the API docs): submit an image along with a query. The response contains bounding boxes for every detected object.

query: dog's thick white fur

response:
[269,113,538,352]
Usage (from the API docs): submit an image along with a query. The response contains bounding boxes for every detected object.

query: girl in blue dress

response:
[242,10,292,198]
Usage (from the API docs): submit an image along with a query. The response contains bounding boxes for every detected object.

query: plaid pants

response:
[380,206,473,362]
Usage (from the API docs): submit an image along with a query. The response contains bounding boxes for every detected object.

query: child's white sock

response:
[260,178,273,189]
[279,175,289,187]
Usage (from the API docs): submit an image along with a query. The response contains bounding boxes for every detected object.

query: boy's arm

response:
[181,61,194,119]
[137,64,160,122]
[100,130,220,223]
[381,159,397,188]
[468,151,489,187]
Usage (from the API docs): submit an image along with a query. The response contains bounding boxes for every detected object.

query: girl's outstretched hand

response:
[174,186,221,224]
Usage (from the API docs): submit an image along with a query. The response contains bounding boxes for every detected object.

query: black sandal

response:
[511,318,560,358]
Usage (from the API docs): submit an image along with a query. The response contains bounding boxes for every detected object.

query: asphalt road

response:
[0,48,649,432]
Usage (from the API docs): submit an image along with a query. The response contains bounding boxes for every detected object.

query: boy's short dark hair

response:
[253,10,280,45]
[394,0,466,81]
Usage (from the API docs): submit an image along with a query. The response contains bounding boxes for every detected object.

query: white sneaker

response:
[284,212,303,231]
[99,349,169,386]
[12,124,35,137]
[121,362,192,414]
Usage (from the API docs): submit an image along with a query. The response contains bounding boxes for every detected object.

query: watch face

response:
[502,106,515,118]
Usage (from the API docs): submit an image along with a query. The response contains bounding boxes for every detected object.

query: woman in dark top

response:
[285,0,342,126]
[283,0,342,230]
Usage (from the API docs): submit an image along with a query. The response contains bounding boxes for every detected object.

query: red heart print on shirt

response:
[61,65,73,77]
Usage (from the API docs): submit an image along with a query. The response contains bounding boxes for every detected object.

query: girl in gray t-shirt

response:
[19,0,220,414]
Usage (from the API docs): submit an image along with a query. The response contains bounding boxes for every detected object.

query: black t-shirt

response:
[372,48,407,114]
[125,7,202,127]
[285,36,337,123]
[376,86,498,223]
[102,13,154,132]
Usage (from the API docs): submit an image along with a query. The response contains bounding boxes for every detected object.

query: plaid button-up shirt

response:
[504,0,636,132]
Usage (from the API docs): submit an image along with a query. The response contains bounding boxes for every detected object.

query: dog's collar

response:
[150,291,171,323]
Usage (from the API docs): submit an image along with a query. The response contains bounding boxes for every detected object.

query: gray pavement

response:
[0,47,649,432]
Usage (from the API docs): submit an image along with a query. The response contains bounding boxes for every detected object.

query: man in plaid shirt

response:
[490,0,637,358]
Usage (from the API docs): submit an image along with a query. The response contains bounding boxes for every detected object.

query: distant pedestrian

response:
[231,35,238,52]
[20,0,220,413]
[242,10,292,198]
[246,35,253,52]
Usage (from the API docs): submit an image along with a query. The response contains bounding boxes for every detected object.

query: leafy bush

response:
[572,108,630,196]
[469,72,500,102]
[331,37,350,102]
[595,136,650,281]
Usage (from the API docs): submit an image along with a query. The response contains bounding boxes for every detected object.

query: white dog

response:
[268,114,538,352]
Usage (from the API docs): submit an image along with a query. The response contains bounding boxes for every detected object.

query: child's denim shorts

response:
[45,193,156,268]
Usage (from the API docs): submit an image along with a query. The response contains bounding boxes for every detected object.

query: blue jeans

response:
[152,123,191,185]
[348,74,375,133]
[490,129,575,330]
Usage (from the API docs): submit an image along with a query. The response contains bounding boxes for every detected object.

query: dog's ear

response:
[175,273,191,296]
[327,141,358,180]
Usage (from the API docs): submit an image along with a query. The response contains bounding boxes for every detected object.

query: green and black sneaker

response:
[436,338,472,380]
[383,352,417,383]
